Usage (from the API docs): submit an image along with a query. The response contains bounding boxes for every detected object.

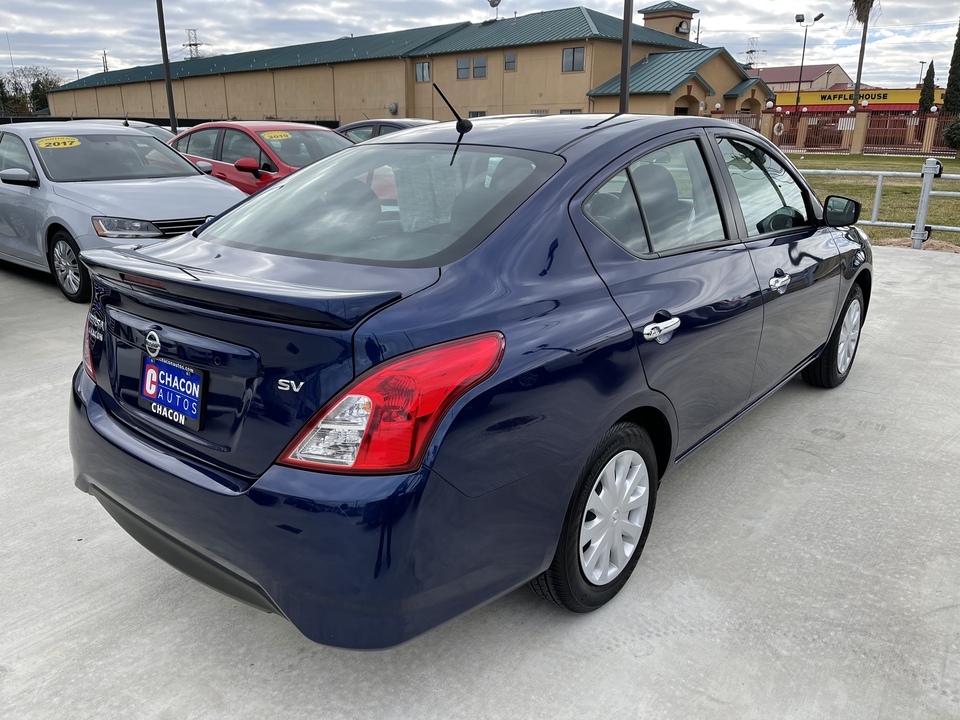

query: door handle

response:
[769,270,791,294]
[642,316,681,342]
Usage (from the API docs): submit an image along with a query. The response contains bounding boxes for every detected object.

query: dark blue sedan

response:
[70,114,872,649]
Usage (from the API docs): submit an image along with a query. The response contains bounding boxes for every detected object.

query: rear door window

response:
[584,138,725,255]
[183,128,220,160]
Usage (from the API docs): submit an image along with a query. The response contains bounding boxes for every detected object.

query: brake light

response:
[280,332,505,474]
[82,315,95,380]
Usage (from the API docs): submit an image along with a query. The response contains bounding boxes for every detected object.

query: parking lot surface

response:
[1,246,959,719]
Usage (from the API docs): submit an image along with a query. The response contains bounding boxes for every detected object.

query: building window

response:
[473,56,487,78]
[531,109,548,115]
[468,111,486,118]
[457,58,470,80]
[415,61,430,83]
[505,52,517,72]
[562,47,585,73]
[560,109,583,115]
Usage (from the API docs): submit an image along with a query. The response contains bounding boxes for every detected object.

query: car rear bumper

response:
[69,367,563,649]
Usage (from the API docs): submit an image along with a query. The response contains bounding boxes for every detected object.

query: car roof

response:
[68,119,155,128]
[2,122,155,139]
[367,114,753,155]
[339,118,437,130]
[177,121,336,134]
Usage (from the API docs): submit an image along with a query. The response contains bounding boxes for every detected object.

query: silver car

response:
[0,122,245,302]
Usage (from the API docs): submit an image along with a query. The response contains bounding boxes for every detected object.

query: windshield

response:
[256,129,353,168]
[31,133,200,182]
[201,143,563,267]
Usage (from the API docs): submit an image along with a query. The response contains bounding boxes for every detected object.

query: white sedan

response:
[0,122,244,302]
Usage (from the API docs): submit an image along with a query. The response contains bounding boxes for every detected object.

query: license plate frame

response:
[138,355,205,431]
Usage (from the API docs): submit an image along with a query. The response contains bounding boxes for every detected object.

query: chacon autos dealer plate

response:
[138,355,205,431]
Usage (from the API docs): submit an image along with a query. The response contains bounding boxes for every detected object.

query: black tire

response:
[529,422,658,612]
[48,230,91,303]
[801,284,864,389]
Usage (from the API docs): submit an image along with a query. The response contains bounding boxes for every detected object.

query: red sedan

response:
[170,121,353,194]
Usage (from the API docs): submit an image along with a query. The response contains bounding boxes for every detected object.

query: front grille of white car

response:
[152,217,208,237]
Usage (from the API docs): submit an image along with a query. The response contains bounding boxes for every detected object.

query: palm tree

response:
[850,0,875,106]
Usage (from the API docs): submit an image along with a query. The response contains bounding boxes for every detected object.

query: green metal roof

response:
[588,47,722,96]
[418,7,700,56]
[637,2,700,14]
[724,77,775,99]
[52,22,469,92]
[52,6,701,93]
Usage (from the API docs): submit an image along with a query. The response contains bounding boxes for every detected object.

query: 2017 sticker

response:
[261,131,292,140]
[37,136,81,149]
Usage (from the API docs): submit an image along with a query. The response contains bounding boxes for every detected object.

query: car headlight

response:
[92,217,164,238]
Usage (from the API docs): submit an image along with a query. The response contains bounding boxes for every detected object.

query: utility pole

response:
[101,50,108,73]
[618,0,634,114]
[156,0,178,133]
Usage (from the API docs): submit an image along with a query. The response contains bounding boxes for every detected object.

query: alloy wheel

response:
[837,298,862,375]
[52,239,81,296]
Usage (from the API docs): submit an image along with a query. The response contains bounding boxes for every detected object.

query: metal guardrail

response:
[800,158,960,249]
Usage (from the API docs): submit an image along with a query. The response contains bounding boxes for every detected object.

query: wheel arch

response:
[617,405,673,482]
[853,268,872,317]
[44,222,72,262]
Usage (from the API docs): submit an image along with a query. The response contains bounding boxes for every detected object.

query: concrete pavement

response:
[1,247,959,719]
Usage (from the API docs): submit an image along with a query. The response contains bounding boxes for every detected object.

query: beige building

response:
[48,4,773,125]
[746,64,853,94]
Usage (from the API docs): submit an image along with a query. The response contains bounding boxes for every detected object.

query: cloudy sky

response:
[3,0,958,89]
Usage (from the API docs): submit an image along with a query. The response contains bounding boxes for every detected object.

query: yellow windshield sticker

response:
[37,136,81,149]
[261,131,292,140]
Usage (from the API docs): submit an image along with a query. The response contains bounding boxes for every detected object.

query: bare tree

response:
[3,65,64,114]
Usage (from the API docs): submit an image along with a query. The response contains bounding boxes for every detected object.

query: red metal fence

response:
[931,113,959,157]
[775,111,851,153]
[865,112,927,155]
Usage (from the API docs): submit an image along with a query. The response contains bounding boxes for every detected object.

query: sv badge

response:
[278,379,305,392]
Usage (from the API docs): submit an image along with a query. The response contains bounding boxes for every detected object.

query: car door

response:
[219,129,276,194]
[172,127,221,171]
[0,132,43,264]
[707,132,842,401]
[571,132,764,457]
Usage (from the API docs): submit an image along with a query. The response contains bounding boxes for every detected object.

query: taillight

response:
[280,332,505,474]
[82,315,95,380]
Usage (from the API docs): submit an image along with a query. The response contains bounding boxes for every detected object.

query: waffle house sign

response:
[775,88,946,110]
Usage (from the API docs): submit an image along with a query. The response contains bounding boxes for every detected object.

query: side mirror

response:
[195,161,213,174]
[0,168,39,187]
[234,157,261,179]
[823,196,861,227]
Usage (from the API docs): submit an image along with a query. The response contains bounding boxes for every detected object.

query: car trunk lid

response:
[82,243,438,480]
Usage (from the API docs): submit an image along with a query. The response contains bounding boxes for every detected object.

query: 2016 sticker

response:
[37,136,81,149]
[261,131,292,140]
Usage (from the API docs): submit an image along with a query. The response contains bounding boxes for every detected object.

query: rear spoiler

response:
[81,248,400,330]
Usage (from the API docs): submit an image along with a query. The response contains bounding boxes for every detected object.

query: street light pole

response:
[794,13,824,113]
[918,61,927,87]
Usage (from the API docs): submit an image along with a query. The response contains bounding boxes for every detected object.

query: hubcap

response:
[579,450,649,586]
[837,298,862,375]
[52,240,80,295]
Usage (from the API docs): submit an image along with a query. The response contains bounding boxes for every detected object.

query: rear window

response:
[256,129,352,168]
[201,143,563,267]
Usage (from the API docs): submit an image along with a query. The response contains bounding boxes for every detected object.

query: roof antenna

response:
[432,83,472,165]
